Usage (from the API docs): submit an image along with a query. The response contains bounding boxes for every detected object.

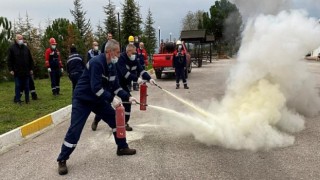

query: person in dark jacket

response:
[57,39,138,175]
[173,40,189,89]
[7,34,34,104]
[24,41,38,100]
[66,45,85,92]
[16,41,38,101]
[100,32,113,53]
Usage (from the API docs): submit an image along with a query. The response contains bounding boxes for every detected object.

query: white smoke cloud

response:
[152,10,320,151]
[230,0,320,21]
[230,0,293,20]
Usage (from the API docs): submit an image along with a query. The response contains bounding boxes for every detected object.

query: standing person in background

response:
[45,38,63,96]
[173,40,189,89]
[137,42,148,70]
[87,41,101,61]
[159,39,164,53]
[134,36,139,49]
[23,41,38,100]
[100,32,113,53]
[28,75,38,100]
[127,35,139,91]
[66,44,85,92]
[7,34,34,104]
[88,41,103,131]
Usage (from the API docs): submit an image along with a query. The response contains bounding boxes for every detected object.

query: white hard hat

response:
[176,40,182,45]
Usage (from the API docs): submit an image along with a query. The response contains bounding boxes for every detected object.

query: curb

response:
[0,105,72,154]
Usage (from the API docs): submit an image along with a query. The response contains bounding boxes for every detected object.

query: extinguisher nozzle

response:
[154,83,162,89]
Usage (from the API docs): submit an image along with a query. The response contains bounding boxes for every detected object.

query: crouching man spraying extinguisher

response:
[116,44,156,131]
[57,39,138,175]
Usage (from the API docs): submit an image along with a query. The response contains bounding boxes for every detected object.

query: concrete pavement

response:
[0,60,319,180]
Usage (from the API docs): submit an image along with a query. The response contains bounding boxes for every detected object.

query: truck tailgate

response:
[152,54,173,68]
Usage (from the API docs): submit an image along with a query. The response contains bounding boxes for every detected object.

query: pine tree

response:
[121,0,142,44]
[70,0,92,58]
[143,9,157,55]
[70,0,91,38]
[42,18,83,67]
[0,17,12,80]
[203,0,242,56]
[182,10,204,31]
[103,0,118,40]
[95,20,106,46]
[134,2,143,36]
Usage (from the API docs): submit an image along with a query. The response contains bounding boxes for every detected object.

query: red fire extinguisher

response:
[115,105,126,138]
[140,83,147,111]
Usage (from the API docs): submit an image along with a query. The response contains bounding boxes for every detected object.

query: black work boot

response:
[14,100,23,105]
[184,84,189,89]
[31,92,38,100]
[56,88,61,95]
[117,147,136,156]
[125,123,133,131]
[176,84,180,89]
[53,90,57,96]
[91,120,98,131]
[58,160,68,175]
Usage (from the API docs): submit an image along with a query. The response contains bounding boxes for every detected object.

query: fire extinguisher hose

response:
[122,101,148,106]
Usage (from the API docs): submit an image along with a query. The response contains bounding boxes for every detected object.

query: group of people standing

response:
[7,32,187,176]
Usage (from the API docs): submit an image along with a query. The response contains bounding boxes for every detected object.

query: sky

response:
[0,0,212,41]
[1,0,320,42]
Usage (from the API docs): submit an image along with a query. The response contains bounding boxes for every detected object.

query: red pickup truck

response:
[152,42,192,79]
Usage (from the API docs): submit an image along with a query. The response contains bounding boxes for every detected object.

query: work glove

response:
[111,97,122,108]
[149,79,156,86]
[47,68,51,72]
[137,77,146,85]
[61,68,64,73]
[129,96,138,105]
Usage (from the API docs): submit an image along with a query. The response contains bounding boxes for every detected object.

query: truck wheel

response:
[198,59,202,67]
[155,70,162,79]
[185,69,188,79]
[188,63,192,73]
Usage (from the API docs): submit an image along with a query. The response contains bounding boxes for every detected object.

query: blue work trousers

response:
[50,70,61,94]
[14,76,30,102]
[57,98,128,161]
[175,67,186,84]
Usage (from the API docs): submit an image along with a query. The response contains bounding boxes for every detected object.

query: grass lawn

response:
[0,75,72,135]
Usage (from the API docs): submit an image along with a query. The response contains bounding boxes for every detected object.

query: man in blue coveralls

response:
[57,39,137,175]
[91,44,157,131]
[116,43,156,131]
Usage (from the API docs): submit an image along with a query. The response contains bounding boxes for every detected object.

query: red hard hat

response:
[49,38,57,45]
